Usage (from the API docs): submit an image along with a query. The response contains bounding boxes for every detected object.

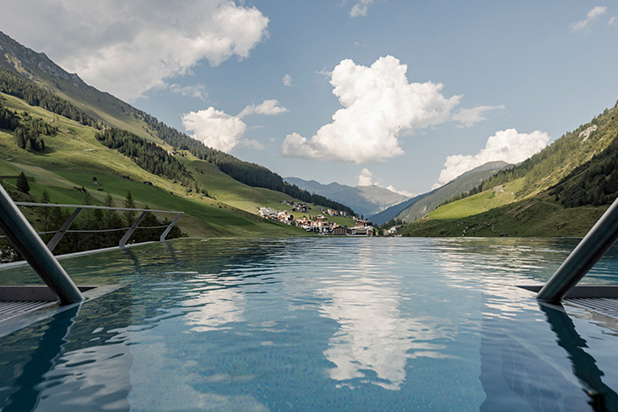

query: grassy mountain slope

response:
[404,101,618,237]
[373,161,510,226]
[0,30,353,217]
[0,30,359,242]
[403,193,605,237]
[0,93,308,238]
[0,32,152,141]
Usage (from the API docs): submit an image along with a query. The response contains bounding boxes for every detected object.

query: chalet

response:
[259,207,278,219]
[294,217,312,230]
[354,219,374,227]
[386,226,401,236]
[332,226,349,236]
[277,211,294,224]
[351,226,375,236]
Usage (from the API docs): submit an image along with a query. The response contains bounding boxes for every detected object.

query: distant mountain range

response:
[284,177,410,218]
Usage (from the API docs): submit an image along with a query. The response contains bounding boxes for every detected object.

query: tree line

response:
[0,98,57,152]
[95,128,207,195]
[141,114,355,215]
[549,138,618,207]
[0,67,100,128]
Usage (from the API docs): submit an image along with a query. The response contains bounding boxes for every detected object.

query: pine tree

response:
[16,172,29,193]
[123,191,137,226]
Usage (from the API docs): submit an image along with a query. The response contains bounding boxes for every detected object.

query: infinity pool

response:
[1,237,617,411]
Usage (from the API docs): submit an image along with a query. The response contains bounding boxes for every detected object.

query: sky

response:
[1,1,617,197]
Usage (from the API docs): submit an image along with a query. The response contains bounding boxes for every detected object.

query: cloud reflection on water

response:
[182,274,246,333]
[316,243,449,390]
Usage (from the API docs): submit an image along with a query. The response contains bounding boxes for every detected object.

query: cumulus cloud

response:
[182,99,288,152]
[453,105,505,128]
[281,56,461,163]
[435,129,550,186]
[385,185,416,198]
[238,100,288,118]
[182,107,247,153]
[0,0,269,101]
[350,0,374,17]
[170,83,208,101]
[570,6,607,32]
[283,74,292,87]
[358,168,373,186]
[609,16,617,26]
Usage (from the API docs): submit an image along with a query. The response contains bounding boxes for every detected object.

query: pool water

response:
[1,237,618,411]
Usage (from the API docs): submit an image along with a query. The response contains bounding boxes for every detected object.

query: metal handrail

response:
[14,202,178,213]
[9,202,183,250]
[0,185,83,304]
[537,196,618,303]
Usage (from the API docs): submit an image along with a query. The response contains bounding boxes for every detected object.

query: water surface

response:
[1,237,617,411]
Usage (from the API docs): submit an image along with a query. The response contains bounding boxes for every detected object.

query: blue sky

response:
[1,1,617,196]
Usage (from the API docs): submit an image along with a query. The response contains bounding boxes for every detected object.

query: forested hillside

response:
[0,68,100,128]
[549,137,618,207]
[143,114,355,214]
[0,31,353,216]
[403,101,618,237]
[95,128,199,191]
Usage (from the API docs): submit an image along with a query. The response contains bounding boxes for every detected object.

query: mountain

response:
[403,101,618,237]
[369,193,429,226]
[284,177,410,218]
[371,161,510,225]
[0,30,356,247]
[0,31,153,139]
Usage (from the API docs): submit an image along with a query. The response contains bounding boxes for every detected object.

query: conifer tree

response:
[16,172,29,193]
[123,191,136,226]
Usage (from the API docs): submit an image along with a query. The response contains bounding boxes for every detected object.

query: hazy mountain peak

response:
[285,177,409,217]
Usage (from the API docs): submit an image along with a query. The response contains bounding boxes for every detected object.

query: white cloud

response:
[170,83,208,101]
[570,6,607,32]
[238,100,288,118]
[350,0,374,17]
[283,74,292,87]
[609,16,617,26]
[182,99,286,152]
[182,107,247,153]
[453,105,505,128]
[281,56,461,163]
[386,185,416,198]
[436,129,550,185]
[0,0,269,101]
[238,139,265,150]
[358,168,373,186]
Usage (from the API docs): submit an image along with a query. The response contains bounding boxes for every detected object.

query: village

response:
[258,201,376,236]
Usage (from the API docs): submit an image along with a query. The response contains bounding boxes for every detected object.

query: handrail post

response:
[537,197,618,303]
[160,212,182,241]
[0,184,83,304]
[119,211,148,248]
[47,207,82,252]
